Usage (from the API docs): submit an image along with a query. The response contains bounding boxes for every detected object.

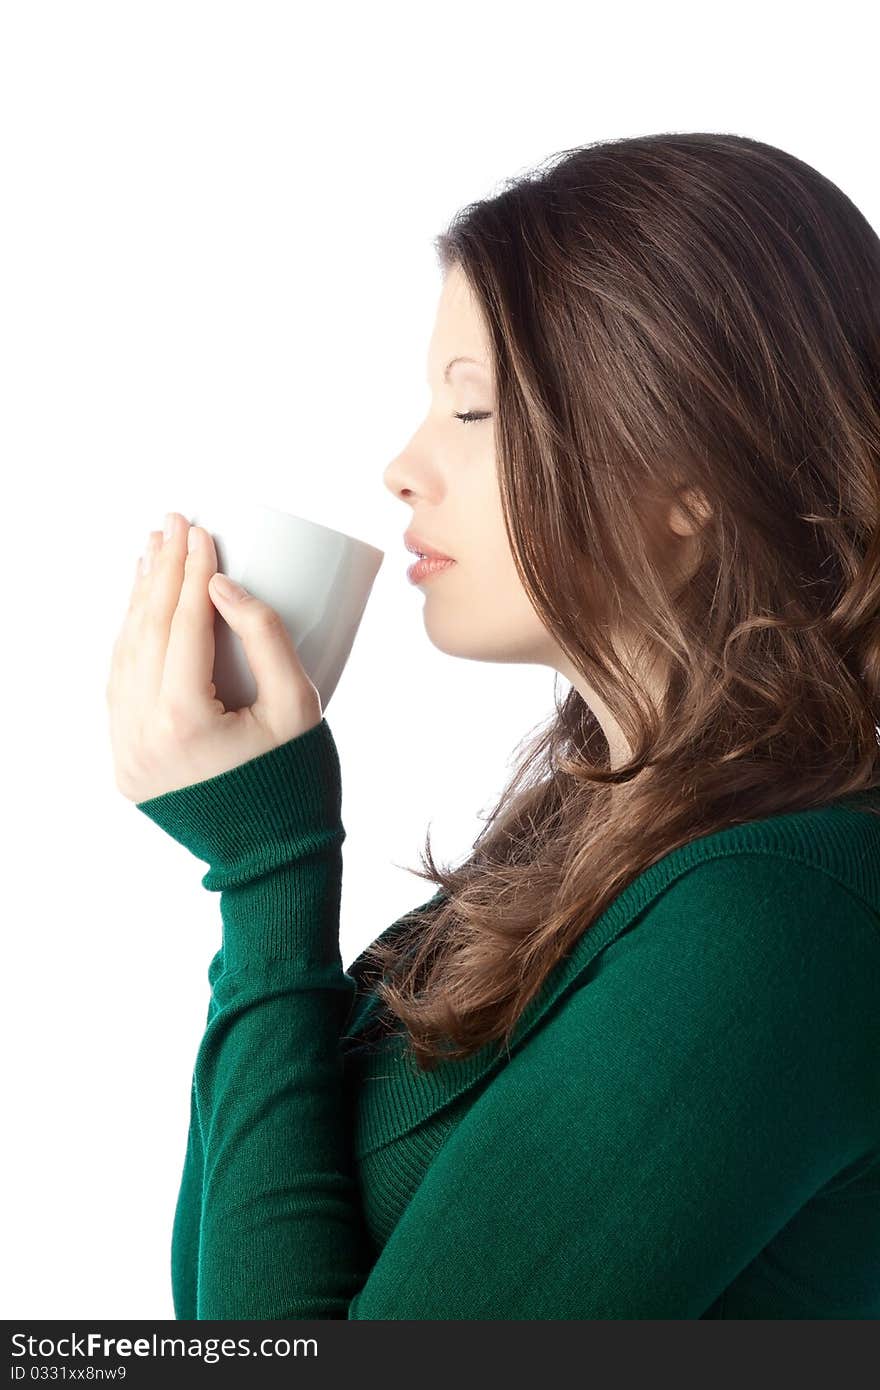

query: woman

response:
[106,131,880,1319]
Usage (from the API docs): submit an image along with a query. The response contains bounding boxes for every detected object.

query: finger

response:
[110,529,162,689]
[110,537,159,672]
[208,575,319,730]
[160,524,220,711]
[137,512,191,704]
[133,531,163,599]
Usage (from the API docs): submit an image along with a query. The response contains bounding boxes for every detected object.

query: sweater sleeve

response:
[138,727,880,1318]
[137,718,374,1318]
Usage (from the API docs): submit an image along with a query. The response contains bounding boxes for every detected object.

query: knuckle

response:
[156,702,196,740]
[156,700,202,745]
[254,602,284,634]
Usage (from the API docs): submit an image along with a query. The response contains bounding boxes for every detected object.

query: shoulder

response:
[585,853,880,1061]
[607,786,880,966]
[653,846,876,917]
[657,793,880,924]
[618,849,880,962]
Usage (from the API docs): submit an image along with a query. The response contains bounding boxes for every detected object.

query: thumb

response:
[208,572,319,724]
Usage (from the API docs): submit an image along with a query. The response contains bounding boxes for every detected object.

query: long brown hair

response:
[359,131,880,1072]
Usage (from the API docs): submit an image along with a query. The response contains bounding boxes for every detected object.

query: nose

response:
[384,416,444,503]
[382,452,404,497]
[383,448,421,502]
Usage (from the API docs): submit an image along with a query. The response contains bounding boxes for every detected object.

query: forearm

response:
[137,720,372,1318]
[191,942,372,1318]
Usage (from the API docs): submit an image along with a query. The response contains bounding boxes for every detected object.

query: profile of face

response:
[383,263,560,669]
[383,262,702,768]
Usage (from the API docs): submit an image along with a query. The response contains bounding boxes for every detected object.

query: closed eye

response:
[454,411,492,425]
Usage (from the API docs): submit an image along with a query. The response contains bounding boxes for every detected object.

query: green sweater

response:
[135,718,880,1319]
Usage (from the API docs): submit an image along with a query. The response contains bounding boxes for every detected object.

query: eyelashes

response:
[453,411,493,425]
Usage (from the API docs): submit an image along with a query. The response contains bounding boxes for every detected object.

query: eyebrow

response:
[430,355,488,384]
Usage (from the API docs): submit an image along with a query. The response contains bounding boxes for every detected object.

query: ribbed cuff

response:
[216,849,345,974]
[136,718,346,970]
[135,717,344,891]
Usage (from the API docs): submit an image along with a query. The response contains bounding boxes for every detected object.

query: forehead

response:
[428,267,492,376]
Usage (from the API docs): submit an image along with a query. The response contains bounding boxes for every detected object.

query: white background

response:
[2,0,877,1319]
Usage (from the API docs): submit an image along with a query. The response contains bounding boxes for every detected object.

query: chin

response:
[421,611,541,666]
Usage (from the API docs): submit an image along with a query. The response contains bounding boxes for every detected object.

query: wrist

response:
[136,717,344,889]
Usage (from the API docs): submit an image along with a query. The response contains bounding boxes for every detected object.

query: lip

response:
[406,555,456,585]
[404,530,453,561]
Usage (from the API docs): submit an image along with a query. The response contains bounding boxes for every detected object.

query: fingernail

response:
[211,573,247,601]
[187,526,201,554]
[163,512,176,542]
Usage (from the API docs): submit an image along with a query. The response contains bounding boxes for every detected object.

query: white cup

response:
[185,500,384,714]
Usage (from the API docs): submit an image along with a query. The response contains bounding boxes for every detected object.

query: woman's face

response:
[383,262,691,769]
[383,263,559,669]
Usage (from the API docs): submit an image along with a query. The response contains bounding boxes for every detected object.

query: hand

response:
[106,511,323,802]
